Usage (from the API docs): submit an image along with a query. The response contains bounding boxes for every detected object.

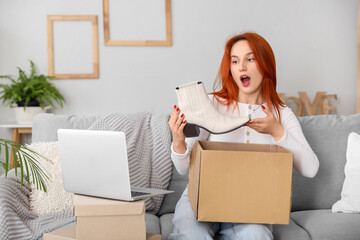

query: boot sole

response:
[183,118,251,138]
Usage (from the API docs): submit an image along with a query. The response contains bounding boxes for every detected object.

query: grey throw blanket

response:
[89,112,173,214]
[0,172,75,240]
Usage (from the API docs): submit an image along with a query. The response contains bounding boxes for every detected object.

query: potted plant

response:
[0,60,65,124]
[0,138,49,192]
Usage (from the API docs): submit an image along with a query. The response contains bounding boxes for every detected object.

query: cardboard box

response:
[43,226,76,240]
[188,141,293,224]
[146,233,161,240]
[44,226,161,240]
[74,194,146,240]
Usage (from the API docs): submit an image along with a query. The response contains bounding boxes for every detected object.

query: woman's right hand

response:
[168,105,187,154]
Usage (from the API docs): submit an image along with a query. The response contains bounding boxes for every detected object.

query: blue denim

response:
[168,187,273,240]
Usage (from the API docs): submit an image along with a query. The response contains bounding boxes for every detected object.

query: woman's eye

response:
[232,60,238,64]
[248,58,255,62]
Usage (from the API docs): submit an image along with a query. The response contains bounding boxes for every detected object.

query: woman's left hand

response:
[247,105,285,142]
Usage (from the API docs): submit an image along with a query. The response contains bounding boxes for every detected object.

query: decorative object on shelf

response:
[47,15,99,79]
[103,0,172,46]
[0,60,65,124]
[0,138,49,192]
[13,106,51,124]
[279,91,337,116]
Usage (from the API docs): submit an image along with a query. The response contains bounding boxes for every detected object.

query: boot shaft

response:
[175,82,211,117]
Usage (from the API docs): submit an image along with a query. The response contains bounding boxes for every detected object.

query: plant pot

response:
[16,101,40,107]
[13,106,51,125]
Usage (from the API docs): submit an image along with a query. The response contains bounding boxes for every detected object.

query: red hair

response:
[212,32,284,122]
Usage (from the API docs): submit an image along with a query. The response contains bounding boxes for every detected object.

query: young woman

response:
[168,32,319,240]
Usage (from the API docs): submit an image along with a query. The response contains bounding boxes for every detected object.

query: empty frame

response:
[103,0,172,46]
[47,15,99,79]
[358,0,360,113]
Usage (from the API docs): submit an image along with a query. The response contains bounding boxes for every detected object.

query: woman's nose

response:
[239,62,247,71]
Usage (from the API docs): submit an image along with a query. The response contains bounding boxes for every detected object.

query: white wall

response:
[0,0,358,145]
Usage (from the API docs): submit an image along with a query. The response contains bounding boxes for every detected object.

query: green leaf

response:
[12,146,18,176]
[0,139,49,192]
[17,150,25,187]
[0,161,6,169]
[4,143,9,177]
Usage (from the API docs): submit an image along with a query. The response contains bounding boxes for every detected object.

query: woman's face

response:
[230,40,264,102]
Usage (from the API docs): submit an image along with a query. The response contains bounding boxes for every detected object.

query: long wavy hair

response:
[212,32,284,121]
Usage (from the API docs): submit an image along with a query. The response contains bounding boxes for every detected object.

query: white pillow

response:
[26,142,73,216]
[332,132,360,213]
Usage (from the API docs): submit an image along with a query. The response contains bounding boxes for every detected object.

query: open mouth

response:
[241,75,251,87]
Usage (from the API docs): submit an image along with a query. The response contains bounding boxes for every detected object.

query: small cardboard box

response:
[43,226,76,240]
[43,226,161,240]
[188,141,293,224]
[74,194,146,240]
[146,233,162,240]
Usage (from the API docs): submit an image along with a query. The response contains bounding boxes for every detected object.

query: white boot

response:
[175,81,250,137]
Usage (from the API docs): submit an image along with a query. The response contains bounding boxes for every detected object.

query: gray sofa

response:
[31,113,360,240]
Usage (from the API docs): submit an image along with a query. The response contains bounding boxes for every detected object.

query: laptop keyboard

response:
[131,191,151,197]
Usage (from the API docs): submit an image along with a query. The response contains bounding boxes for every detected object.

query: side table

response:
[0,123,32,168]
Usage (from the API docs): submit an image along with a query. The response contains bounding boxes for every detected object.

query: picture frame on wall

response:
[47,15,99,79]
[103,0,172,46]
[357,1,360,113]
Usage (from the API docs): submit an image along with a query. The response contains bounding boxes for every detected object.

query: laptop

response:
[57,129,174,201]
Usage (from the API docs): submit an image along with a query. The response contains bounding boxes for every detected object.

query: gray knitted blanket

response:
[0,172,75,240]
[89,112,173,214]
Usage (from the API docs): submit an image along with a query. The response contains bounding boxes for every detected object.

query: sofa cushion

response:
[27,141,73,216]
[332,132,360,213]
[272,219,310,240]
[146,213,161,234]
[292,114,360,211]
[291,209,360,240]
[160,213,173,240]
[157,165,188,216]
[32,113,99,142]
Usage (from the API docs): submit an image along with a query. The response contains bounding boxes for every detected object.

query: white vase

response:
[13,106,51,125]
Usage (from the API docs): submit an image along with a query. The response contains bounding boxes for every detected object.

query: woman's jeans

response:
[168,187,273,240]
